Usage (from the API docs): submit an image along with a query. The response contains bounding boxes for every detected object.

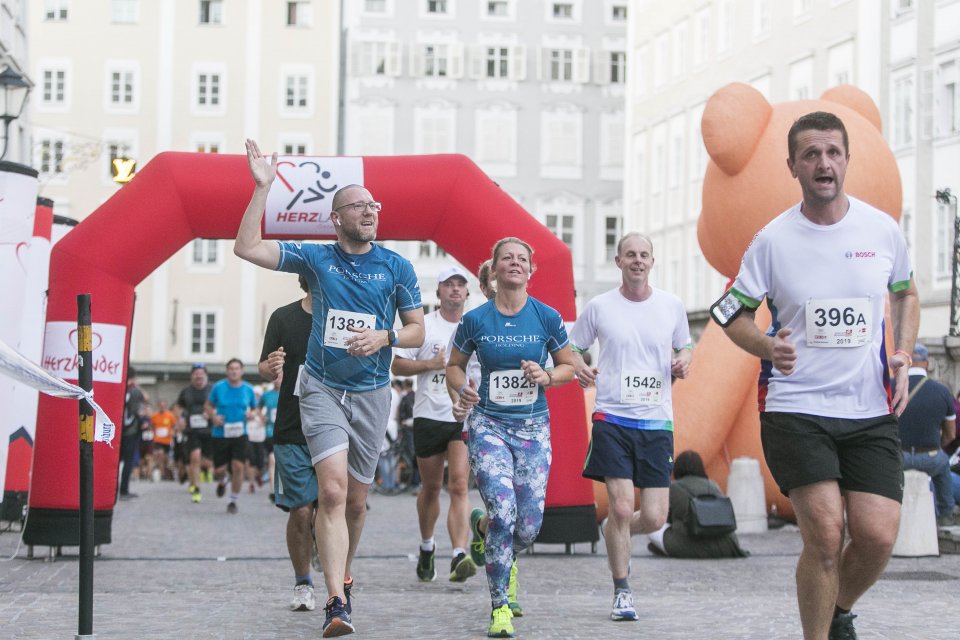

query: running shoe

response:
[470,508,486,566]
[507,560,522,617]
[487,604,514,638]
[343,577,354,615]
[289,583,316,611]
[449,551,477,582]
[322,596,354,637]
[829,612,858,640]
[189,485,202,504]
[416,547,436,582]
[226,501,238,514]
[216,481,226,498]
[610,589,638,622]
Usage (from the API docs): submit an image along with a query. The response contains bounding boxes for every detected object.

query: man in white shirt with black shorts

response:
[569,232,692,623]
[713,111,919,640]
[392,266,477,584]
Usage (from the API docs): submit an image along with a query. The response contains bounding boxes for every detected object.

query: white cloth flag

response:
[0,339,115,444]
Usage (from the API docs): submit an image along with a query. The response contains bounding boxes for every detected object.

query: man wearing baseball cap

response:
[896,342,957,526]
[391,265,478,583]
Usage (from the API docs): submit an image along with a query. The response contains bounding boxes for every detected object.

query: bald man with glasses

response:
[235,140,425,637]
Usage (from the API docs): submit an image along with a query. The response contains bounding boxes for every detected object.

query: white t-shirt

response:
[395,310,459,422]
[729,196,912,419]
[570,287,691,427]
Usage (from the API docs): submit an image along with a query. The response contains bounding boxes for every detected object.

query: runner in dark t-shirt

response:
[174,365,213,503]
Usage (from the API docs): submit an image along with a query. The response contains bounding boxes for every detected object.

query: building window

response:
[753,0,771,38]
[424,45,449,77]
[609,51,626,84]
[717,0,734,54]
[365,0,386,11]
[604,217,621,261]
[545,214,575,248]
[284,75,309,108]
[486,47,509,78]
[936,59,959,137]
[191,239,219,265]
[936,201,953,278]
[286,1,312,26]
[283,142,307,154]
[106,140,134,181]
[475,105,518,175]
[893,0,913,17]
[110,70,135,105]
[552,3,573,19]
[111,0,138,23]
[418,241,446,258]
[353,41,401,77]
[44,0,69,20]
[197,72,222,107]
[892,74,915,147]
[426,0,448,13]
[541,108,583,177]
[693,9,710,67]
[611,4,627,21]
[487,1,508,16]
[189,312,217,356]
[414,104,456,154]
[199,0,223,24]
[37,138,65,175]
[194,139,221,153]
[549,49,573,81]
[42,69,67,105]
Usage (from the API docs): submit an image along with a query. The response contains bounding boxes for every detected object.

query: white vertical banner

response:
[0,165,39,499]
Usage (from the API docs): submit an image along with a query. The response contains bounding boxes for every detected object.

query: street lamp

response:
[938,188,960,339]
[0,66,31,161]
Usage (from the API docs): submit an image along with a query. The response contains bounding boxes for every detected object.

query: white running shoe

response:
[610,590,638,622]
[290,583,316,612]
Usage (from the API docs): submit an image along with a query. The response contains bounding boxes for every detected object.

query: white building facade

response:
[344,0,629,311]
[626,0,960,343]
[29,0,341,387]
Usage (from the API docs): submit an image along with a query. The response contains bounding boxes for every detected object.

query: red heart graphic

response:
[68,329,103,352]
[15,241,28,273]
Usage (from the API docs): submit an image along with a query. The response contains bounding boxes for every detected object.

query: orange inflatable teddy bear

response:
[673,82,903,520]
[589,83,902,521]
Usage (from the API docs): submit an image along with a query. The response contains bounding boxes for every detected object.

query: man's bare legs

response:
[604,479,668,580]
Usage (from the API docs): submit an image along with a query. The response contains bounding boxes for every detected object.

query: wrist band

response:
[894,349,912,367]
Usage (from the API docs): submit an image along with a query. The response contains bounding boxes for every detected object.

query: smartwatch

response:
[387,329,397,346]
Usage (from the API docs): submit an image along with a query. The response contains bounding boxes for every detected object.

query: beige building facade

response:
[625,0,960,353]
[29,0,340,391]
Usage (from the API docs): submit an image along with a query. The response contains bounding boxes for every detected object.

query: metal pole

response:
[77,294,95,639]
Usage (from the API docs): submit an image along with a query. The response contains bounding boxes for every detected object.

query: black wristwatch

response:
[387,329,397,346]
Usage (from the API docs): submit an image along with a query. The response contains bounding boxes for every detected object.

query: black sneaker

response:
[322,596,354,637]
[226,501,238,514]
[449,551,477,582]
[343,578,353,615]
[829,612,858,640]
[416,547,436,582]
[216,481,226,498]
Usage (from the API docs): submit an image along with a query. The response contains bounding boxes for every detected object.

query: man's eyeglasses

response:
[334,200,382,213]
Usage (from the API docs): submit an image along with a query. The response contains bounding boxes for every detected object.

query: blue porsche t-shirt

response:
[453,296,568,420]
[276,241,422,391]
[259,388,279,439]
[208,380,257,438]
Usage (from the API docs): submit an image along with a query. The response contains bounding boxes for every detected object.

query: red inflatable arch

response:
[23,152,597,546]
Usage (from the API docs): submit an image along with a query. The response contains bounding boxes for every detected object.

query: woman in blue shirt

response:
[447,237,574,638]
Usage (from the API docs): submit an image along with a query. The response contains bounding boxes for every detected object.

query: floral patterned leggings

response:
[467,411,552,608]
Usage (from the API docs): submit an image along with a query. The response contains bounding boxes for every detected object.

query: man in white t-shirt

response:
[569,233,692,623]
[392,266,478,584]
[713,111,919,640]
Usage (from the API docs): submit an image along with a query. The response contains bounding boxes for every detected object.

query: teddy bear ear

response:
[701,82,772,176]
[820,85,882,131]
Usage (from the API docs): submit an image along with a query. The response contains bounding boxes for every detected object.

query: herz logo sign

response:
[264,156,364,238]
[41,322,127,384]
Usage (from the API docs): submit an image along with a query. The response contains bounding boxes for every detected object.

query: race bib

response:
[489,370,538,406]
[141,429,154,441]
[155,426,170,440]
[223,421,244,438]
[269,407,278,423]
[324,309,376,349]
[425,371,447,396]
[247,421,266,443]
[620,371,664,405]
[805,297,871,348]
[189,414,208,429]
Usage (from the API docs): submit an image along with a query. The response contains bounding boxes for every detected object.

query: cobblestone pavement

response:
[1,478,958,639]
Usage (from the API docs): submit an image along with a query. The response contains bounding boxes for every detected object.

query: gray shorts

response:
[298,371,391,484]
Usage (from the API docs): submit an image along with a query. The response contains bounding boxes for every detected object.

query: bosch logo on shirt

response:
[844,250,876,259]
